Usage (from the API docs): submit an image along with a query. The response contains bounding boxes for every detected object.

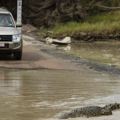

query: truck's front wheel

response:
[14,51,22,60]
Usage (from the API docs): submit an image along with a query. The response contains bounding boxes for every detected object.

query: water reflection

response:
[56,45,71,52]
[0,69,120,120]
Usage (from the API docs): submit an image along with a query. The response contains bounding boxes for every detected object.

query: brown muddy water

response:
[1,68,120,120]
[71,40,120,68]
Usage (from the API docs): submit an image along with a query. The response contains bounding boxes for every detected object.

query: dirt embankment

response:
[47,32,120,42]
[70,32,120,42]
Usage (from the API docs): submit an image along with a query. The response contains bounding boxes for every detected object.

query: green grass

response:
[39,11,120,37]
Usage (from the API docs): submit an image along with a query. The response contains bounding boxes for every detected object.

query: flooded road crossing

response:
[0,69,120,120]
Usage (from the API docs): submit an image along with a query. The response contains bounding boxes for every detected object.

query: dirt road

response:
[0,34,81,70]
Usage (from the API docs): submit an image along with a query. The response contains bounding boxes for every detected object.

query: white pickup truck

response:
[0,8,22,60]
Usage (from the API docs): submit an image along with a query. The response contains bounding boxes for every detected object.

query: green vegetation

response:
[40,11,120,38]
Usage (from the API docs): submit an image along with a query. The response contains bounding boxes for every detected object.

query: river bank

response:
[38,11,120,42]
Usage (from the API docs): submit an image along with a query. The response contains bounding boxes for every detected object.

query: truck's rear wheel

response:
[14,51,22,60]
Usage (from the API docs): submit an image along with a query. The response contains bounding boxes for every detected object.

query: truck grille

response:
[0,35,12,42]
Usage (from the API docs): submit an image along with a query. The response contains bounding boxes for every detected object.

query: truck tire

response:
[14,51,22,60]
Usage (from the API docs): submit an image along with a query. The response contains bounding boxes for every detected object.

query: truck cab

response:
[0,8,22,60]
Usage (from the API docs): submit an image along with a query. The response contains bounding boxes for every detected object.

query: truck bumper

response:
[0,41,22,53]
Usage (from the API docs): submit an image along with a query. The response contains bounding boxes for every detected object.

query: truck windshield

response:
[0,14,15,27]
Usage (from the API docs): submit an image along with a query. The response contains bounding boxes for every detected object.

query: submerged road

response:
[0,33,120,120]
[0,34,80,70]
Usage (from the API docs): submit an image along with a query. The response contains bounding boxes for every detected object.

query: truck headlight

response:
[13,34,21,42]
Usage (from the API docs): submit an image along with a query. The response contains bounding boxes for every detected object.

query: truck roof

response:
[0,8,10,14]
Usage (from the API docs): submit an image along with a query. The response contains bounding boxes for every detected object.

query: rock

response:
[45,37,53,44]
[45,37,71,45]
[56,106,112,119]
